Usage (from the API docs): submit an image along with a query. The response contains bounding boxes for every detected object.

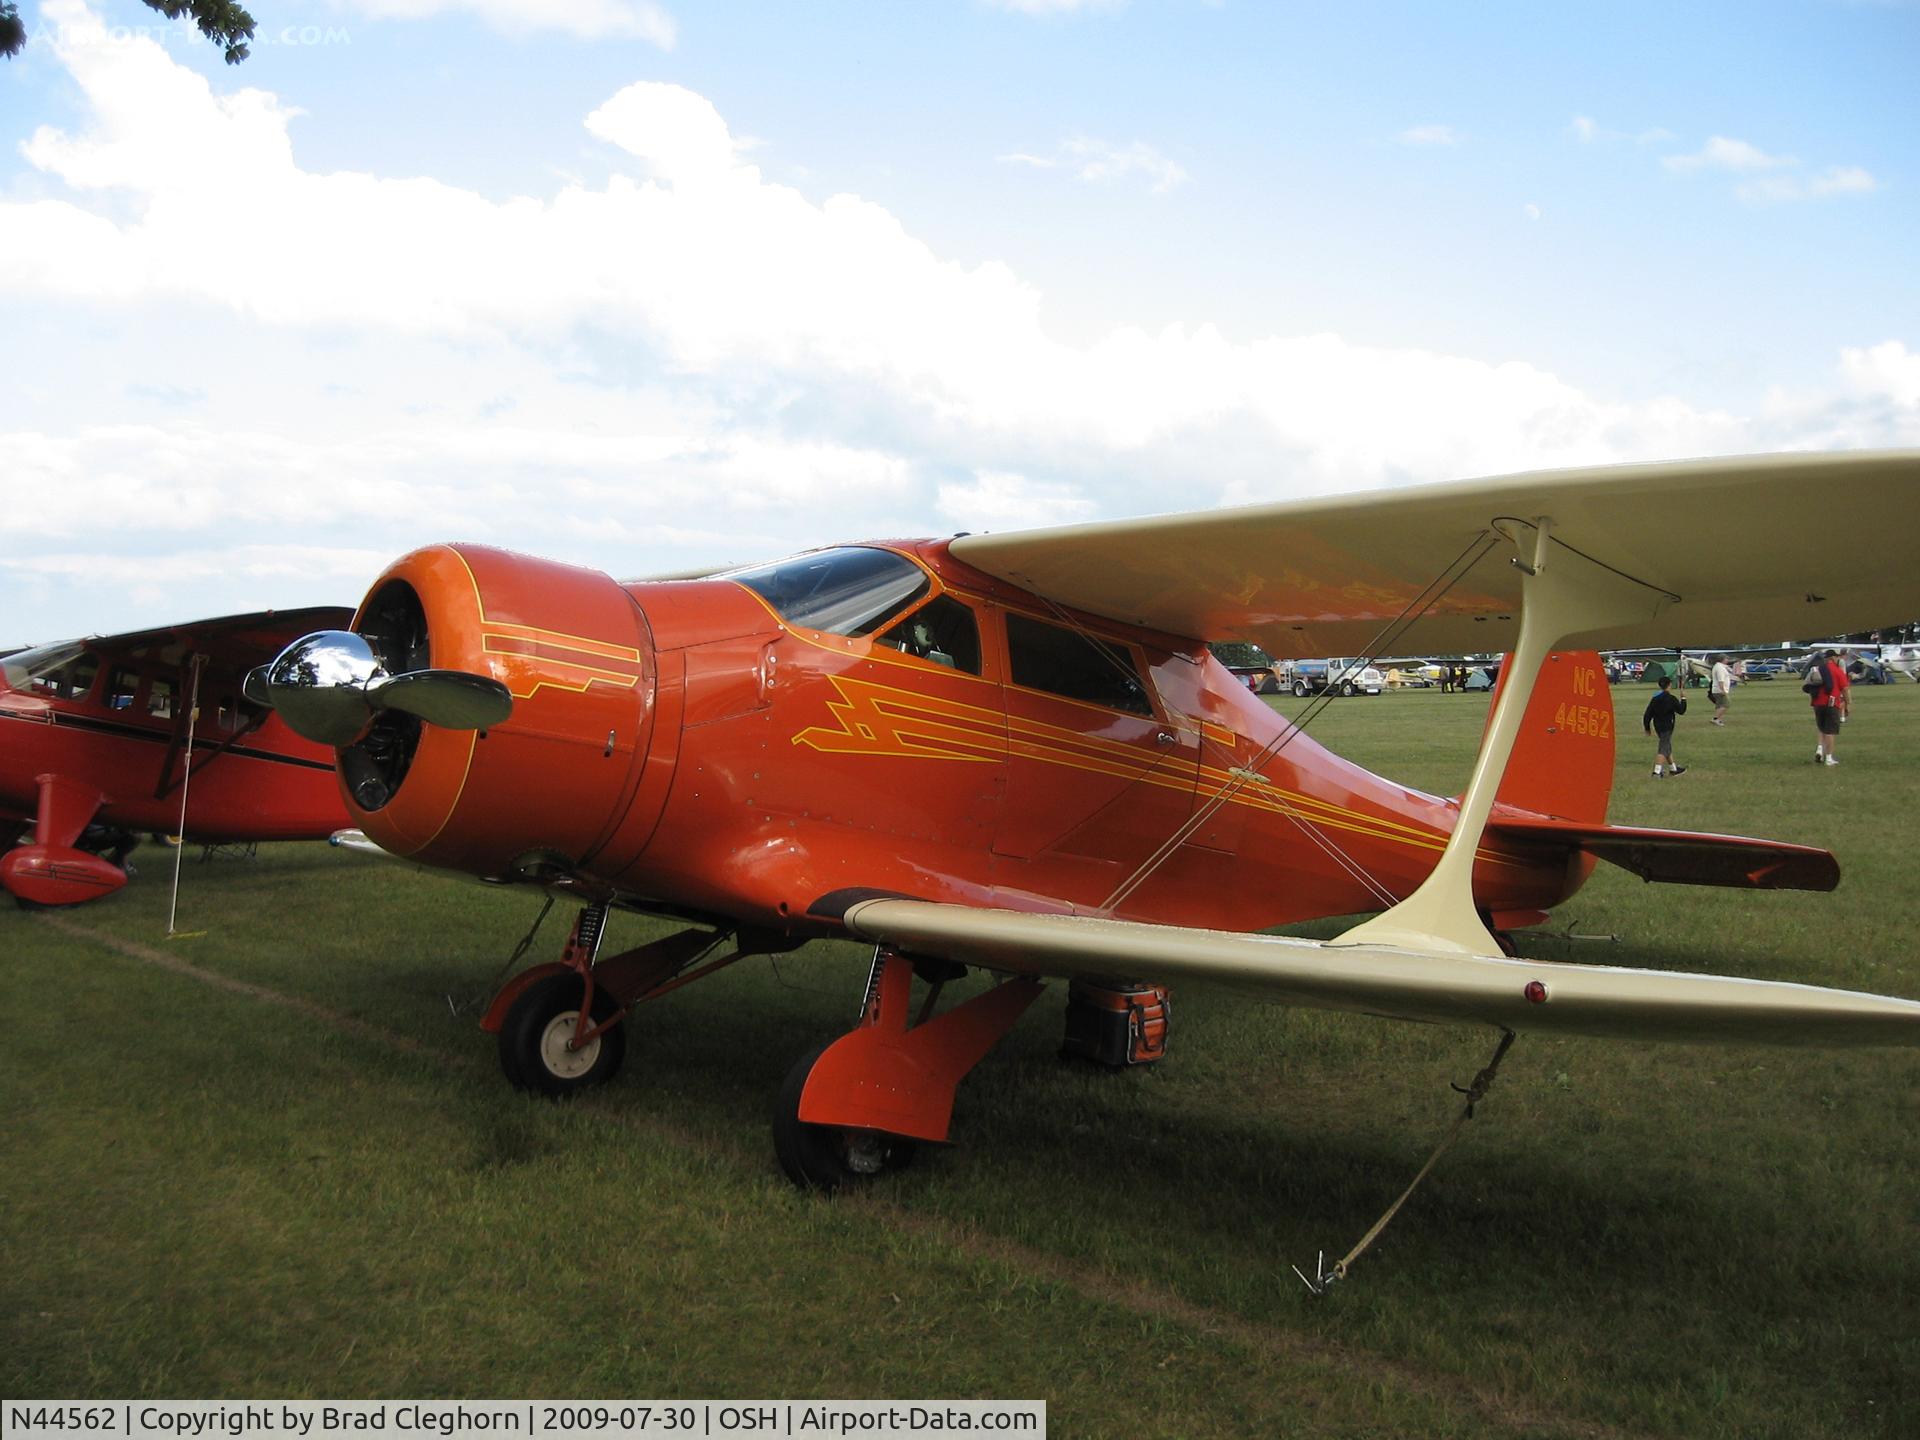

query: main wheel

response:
[498,972,627,1097]
[1292,679,1309,698]
[1340,679,1356,697]
[773,1042,917,1191]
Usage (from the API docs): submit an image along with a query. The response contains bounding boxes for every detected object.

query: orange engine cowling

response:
[339,544,658,882]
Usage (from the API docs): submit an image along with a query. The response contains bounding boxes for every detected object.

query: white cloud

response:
[1841,341,1920,408]
[1002,137,1188,192]
[1572,115,1674,146]
[1397,124,1459,147]
[936,471,1096,530]
[1523,203,1541,221]
[1737,164,1881,204]
[1663,135,1796,174]
[0,3,1912,639]
[338,0,676,46]
[1660,135,1877,205]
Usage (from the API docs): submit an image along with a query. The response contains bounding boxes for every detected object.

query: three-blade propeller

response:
[245,630,512,746]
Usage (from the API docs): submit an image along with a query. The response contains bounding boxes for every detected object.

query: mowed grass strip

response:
[4,914,1602,1439]
[3,677,1915,1438]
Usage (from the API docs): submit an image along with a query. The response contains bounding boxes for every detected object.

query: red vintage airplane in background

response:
[0,608,354,906]
[247,451,1920,1194]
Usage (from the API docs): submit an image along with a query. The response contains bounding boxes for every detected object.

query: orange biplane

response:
[1,608,353,907]
[248,452,1920,1199]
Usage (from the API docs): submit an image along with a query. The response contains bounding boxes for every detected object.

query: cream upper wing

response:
[946,451,1920,657]
[842,899,1920,1048]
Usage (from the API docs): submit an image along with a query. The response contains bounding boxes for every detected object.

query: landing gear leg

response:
[486,904,746,1097]
[496,902,624,1096]
[773,948,1044,1191]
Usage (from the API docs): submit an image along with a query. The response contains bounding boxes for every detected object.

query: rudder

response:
[1489,648,1614,824]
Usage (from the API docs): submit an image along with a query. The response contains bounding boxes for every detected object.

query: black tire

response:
[1292,679,1309,698]
[498,972,627,1097]
[773,1041,917,1191]
[1340,680,1356,698]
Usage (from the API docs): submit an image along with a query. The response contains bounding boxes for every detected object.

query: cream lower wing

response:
[842,898,1920,1048]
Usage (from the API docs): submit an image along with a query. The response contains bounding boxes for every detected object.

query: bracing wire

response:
[1096,530,1503,915]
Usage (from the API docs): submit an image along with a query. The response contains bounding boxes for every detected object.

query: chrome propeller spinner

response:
[245,630,513,747]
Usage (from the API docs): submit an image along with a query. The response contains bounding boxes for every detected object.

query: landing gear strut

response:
[485,901,753,1098]
[774,1041,918,1189]
[773,947,1043,1191]
[499,970,627,1096]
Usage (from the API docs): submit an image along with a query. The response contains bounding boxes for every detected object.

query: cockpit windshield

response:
[730,547,932,638]
[1,640,97,699]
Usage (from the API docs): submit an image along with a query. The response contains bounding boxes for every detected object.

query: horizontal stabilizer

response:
[1488,815,1839,892]
[841,899,1918,1048]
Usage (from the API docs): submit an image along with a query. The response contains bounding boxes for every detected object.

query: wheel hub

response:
[537,1011,600,1079]
[844,1132,888,1176]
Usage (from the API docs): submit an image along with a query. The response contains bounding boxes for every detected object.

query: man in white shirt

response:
[1709,655,1735,726]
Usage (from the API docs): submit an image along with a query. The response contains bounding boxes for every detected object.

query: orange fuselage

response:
[337,540,1592,936]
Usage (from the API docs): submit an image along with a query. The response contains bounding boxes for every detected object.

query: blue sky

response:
[2,0,1915,640]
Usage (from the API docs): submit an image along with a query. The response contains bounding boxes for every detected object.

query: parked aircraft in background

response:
[245,451,1920,1210]
[1876,644,1920,681]
[0,609,354,907]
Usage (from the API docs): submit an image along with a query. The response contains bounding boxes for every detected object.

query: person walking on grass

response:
[1806,649,1847,765]
[1709,654,1735,726]
[1643,674,1688,777]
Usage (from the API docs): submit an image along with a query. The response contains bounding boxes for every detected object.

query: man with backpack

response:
[1804,650,1848,765]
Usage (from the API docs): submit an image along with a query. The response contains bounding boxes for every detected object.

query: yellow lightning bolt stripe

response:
[480,621,644,663]
[794,674,1520,867]
[482,636,643,684]
[794,676,1005,763]
[477,625,644,703]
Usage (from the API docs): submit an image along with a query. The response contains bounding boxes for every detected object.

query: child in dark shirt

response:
[1643,675,1688,777]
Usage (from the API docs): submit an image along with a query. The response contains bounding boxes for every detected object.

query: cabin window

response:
[217,697,239,732]
[732,547,931,638]
[1006,613,1153,716]
[106,667,141,711]
[147,675,177,720]
[3,642,97,700]
[878,596,982,674]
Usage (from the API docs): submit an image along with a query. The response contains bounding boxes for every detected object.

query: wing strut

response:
[1335,519,1676,956]
[165,653,207,939]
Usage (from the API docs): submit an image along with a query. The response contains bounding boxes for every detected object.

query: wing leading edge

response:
[842,898,1920,1048]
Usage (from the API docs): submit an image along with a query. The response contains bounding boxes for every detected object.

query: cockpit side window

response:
[1006,613,1153,716]
[106,667,141,711]
[2,642,98,700]
[147,675,177,720]
[732,547,931,638]
[878,595,982,674]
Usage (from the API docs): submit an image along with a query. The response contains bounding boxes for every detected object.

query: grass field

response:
[4,678,1916,1438]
